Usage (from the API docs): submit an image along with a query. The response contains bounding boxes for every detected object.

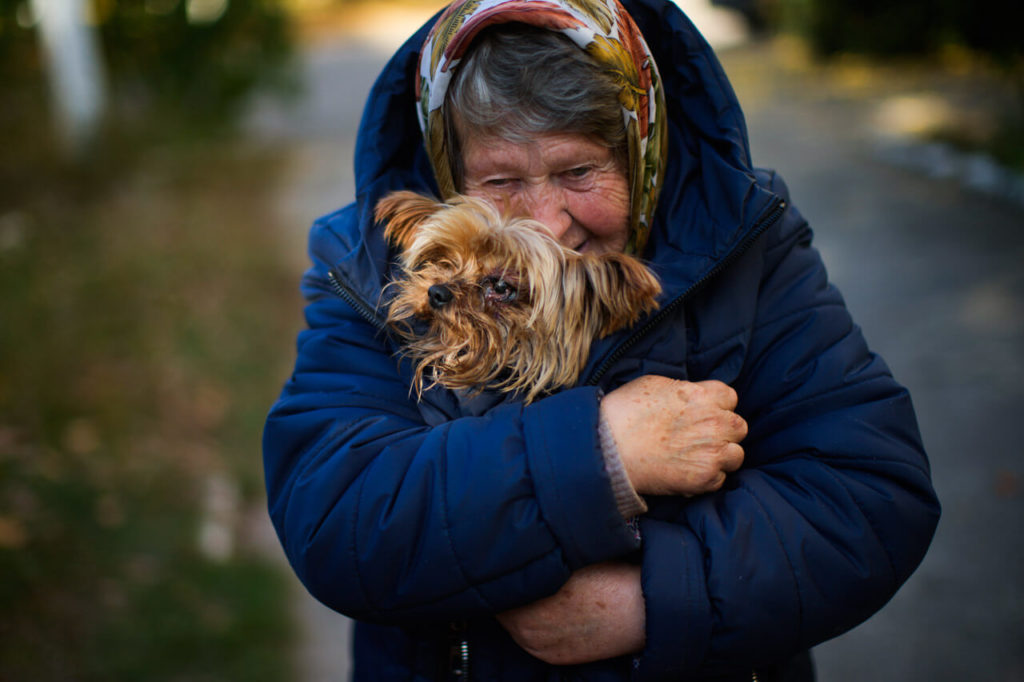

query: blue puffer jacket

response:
[262,1,940,679]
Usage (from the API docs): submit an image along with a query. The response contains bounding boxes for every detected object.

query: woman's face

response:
[461,132,630,255]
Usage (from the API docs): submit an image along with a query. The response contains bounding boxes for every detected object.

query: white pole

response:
[30,0,107,157]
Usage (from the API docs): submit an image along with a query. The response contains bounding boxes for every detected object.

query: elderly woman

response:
[263,0,940,680]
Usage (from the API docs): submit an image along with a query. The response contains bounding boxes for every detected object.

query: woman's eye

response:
[564,166,592,179]
[486,177,515,188]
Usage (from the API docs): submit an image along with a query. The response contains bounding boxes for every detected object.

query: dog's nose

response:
[428,284,454,309]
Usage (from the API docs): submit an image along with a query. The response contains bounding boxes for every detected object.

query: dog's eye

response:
[482,276,518,303]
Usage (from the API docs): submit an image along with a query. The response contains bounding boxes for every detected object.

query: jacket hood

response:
[336,0,779,314]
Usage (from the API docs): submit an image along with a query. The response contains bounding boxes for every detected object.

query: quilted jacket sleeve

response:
[635,175,940,678]
[262,209,640,624]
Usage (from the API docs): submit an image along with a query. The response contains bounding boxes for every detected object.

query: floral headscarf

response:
[416,0,667,254]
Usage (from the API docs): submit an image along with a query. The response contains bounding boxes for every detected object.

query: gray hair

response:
[445,24,627,190]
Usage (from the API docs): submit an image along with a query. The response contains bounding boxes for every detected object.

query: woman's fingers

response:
[601,375,749,496]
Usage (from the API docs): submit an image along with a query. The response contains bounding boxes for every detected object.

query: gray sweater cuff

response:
[598,411,648,518]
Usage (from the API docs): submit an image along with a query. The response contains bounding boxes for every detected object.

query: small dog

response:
[377,191,661,404]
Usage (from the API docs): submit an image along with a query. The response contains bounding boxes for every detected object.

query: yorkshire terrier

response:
[377,191,661,404]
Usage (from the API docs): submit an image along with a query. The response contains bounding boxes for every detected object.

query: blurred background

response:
[0,0,1021,680]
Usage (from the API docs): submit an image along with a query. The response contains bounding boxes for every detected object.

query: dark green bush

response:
[780,0,1023,63]
[0,0,295,135]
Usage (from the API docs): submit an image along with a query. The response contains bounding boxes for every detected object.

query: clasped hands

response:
[497,376,747,665]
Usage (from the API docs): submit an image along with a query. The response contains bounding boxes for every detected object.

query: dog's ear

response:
[375,191,442,251]
[582,253,662,336]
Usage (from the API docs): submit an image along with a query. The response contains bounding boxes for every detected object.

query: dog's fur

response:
[377,191,661,403]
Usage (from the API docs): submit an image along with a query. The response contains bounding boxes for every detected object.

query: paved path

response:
[247,4,1024,680]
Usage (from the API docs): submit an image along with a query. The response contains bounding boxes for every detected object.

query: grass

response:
[0,90,304,680]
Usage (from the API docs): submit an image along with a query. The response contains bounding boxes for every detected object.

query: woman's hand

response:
[496,562,645,665]
[600,375,747,496]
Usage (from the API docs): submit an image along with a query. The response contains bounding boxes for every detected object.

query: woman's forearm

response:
[496,562,645,665]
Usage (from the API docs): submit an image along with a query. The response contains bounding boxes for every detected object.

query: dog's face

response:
[377,191,661,403]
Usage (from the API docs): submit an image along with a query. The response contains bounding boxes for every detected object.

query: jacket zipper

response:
[585,198,786,387]
[448,621,469,679]
[455,637,469,678]
[327,269,388,330]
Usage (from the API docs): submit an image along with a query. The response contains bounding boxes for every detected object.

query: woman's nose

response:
[523,184,571,240]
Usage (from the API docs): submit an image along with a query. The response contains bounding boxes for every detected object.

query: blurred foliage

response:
[769,0,1021,62]
[0,0,305,666]
[101,0,295,124]
[0,0,296,128]
[0,136,304,678]
[771,0,1024,170]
